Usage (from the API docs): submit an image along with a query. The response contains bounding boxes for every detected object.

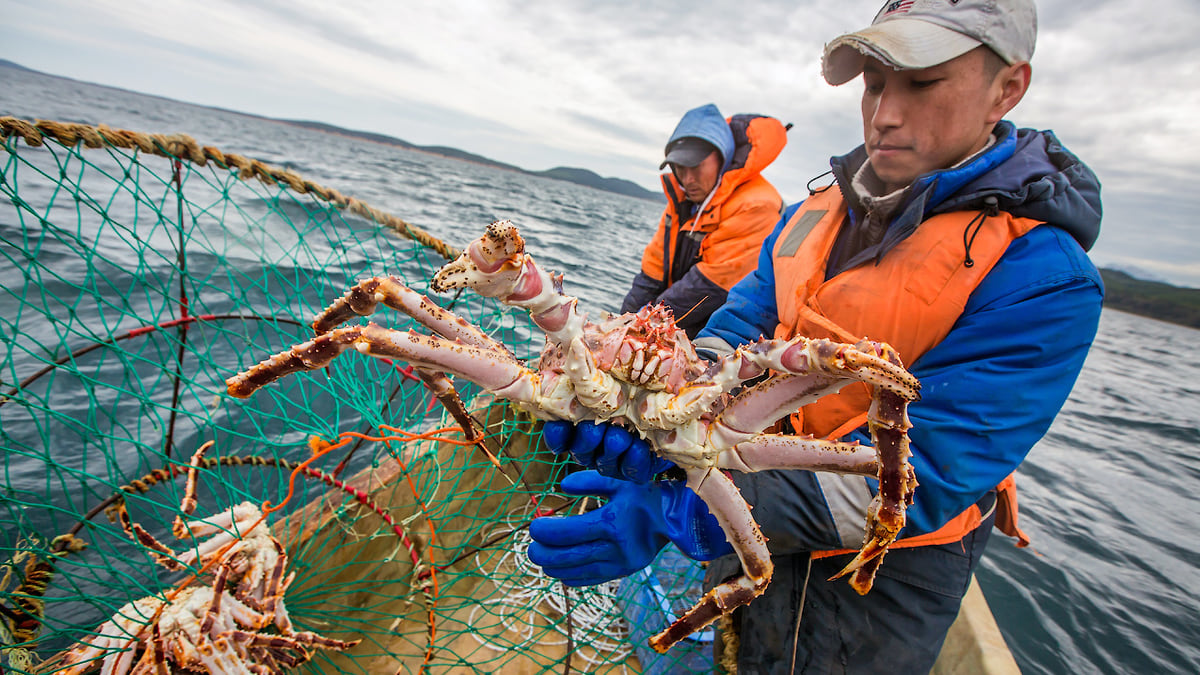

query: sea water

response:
[3,65,1198,674]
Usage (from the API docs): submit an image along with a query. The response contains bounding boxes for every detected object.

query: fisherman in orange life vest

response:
[530,0,1104,671]
[621,103,788,338]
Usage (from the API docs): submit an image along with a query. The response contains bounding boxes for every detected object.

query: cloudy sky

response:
[3,0,1199,286]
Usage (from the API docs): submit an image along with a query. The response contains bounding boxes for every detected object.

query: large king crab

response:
[226,220,920,653]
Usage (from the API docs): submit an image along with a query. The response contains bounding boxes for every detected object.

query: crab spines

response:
[430,219,527,297]
[225,324,536,404]
[648,466,773,653]
[226,328,364,398]
[828,499,901,592]
[310,275,513,357]
[173,440,212,538]
[849,341,922,403]
[310,277,390,333]
[431,220,587,344]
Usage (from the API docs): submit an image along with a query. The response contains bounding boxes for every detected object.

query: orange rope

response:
[375,423,476,665]
[302,424,475,668]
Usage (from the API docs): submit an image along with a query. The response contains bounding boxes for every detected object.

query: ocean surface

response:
[4,65,1199,674]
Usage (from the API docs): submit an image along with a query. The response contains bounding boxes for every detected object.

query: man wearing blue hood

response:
[531,0,1103,672]
[621,103,787,338]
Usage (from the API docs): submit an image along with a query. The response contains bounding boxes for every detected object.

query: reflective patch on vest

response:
[816,472,873,549]
[776,209,827,257]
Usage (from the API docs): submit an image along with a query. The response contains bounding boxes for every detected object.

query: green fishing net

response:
[0,119,711,674]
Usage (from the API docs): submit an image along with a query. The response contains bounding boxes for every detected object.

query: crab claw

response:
[431,219,527,297]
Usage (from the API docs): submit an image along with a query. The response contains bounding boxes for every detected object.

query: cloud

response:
[4,0,1199,286]
[1026,0,1200,184]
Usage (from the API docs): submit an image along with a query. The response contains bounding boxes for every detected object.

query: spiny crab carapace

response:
[225,220,920,653]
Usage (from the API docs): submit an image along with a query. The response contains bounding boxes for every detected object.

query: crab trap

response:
[0,118,714,674]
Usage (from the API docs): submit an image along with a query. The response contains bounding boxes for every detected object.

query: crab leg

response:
[141,622,169,675]
[715,372,846,435]
[201,562,233,636]
[225,324,586,419]
[227,325,526,398]
[112,499,187,572]
[56,632,118,675]
[832,387,918,592]
[432,220,585,346]
[178,502,262,539]
[306,276,518,440]
[637,336,915,433]
[409,367,488,441]
[59,601,155,675]
[103,636,138,675]
[229,629,361,652]
[733,337,921,403]
[256,540,297,633]
[174,502,264,567]
[195,635,256,675]
[683,336,918,592]
[648,466,772,653]
[563,335,625,416]
[172,441,213,539]
[714,435,879,475]
[311,275,514,358]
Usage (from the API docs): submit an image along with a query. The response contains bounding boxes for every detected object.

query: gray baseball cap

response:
[660,137,719,169]
[822,0,1037,86]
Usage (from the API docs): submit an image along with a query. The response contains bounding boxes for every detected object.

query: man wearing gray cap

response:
[619,103,788,338]
[530,0,1103,671]
[685,0,1103,670]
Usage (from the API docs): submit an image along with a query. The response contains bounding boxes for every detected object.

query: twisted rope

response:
[0,116,462,261]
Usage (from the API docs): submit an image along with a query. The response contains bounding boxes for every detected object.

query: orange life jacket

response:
[771,185,1034,551]
[640,115,787,291]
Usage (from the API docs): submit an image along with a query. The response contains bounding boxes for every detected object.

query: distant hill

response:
[0,59,660,202]
[280,119,526,173]
[530,167,662,201]
[0,59,35,72]
[1099,269,1200,329]
[281,119,659,201]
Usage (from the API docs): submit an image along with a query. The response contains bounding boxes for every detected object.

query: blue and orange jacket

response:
[695,121,1104,550]
[621,107,787,337]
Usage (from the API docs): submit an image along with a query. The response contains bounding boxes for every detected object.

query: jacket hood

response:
[666,103,736,173]
[831,121,1103,252]
[662,107,788,209]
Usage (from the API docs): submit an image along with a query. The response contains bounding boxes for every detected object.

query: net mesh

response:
[0,119,710,673]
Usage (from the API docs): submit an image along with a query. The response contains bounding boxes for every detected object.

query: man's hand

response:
[527,471,734,587]
[541,420,673,483]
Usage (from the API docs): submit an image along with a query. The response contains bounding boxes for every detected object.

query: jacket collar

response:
[831,121,1019,231]
[825,122,1023,273]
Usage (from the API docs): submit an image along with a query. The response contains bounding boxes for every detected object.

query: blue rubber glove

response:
[542,420,674,483]
[527,470,734,587]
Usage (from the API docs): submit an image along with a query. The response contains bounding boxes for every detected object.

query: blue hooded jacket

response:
[696,121,1104,542]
